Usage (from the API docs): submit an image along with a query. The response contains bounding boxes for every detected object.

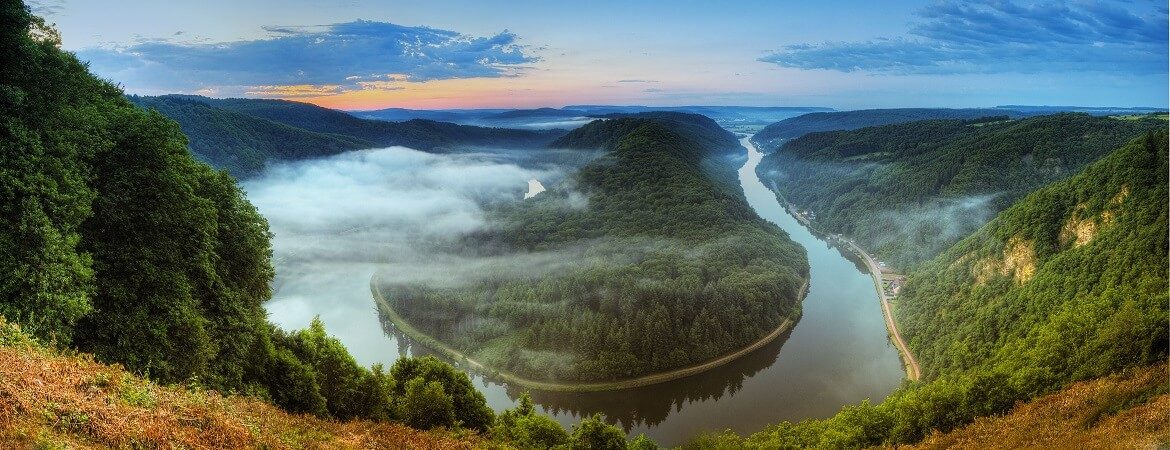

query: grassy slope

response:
[907,364,1169,449]
[0,320,481,450]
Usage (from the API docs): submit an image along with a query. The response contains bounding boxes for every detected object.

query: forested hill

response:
[132,95,568,178]
[690,130,1168,450]
[1,4,654,447]
[756,113,1166,268]
[899,130,1168,382]
[380,118,808,383]
[130,95,373,177]
[553,112,740,156]
[753,108,1024,150]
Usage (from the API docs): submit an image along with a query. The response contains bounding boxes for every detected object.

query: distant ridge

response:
[131,95,567,178]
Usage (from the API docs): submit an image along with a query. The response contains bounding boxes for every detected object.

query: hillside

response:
[690,363,1168,449]
[752,108,1024,150]
[898,129,1168,381]
[162,95,566,147]
[134,95,568,177]
[756,113,1165,268]
[551,113,740,156]
[908,363,1168,449]
[378,118,809,384]
[129,95,373,177]
[2,5,656,448]
[0,319,479,449]
[686,131,1168,448]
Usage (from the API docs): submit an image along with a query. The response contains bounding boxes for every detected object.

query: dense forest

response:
[752,107,1028,150]
[129,95,372,177]
[379,117,809,382]
[689,131,1168,448]
[756,113,1166,268]
[0,3,652,447]
[133,94,568,178]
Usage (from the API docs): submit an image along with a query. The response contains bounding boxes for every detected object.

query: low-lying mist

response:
[243,145,596,364]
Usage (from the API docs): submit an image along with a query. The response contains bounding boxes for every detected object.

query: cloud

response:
[760,0,1168,75]
[76,20,539,95]
[617,79,659,83]
[245,84,345,97]
[26,0,64,17]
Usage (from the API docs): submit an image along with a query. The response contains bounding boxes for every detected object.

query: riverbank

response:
[747,137,921,382]
[371,276,809,392]
[841,240,922,381]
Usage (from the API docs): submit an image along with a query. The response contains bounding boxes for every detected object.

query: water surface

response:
[262,134,905,446]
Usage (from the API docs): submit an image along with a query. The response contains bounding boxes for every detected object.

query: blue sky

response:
[30,0,1169,109]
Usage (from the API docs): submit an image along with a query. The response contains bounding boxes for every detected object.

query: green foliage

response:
[383,119,808,382]
[753,108,1022,150]
[264,346,328,416]
[627,434,659,450]
[388,356,494,431]
[493,393,571,449]
[271,318,396,420]
[693,131,1169,448]
[398,377,456,430]
[569,414,627,450]
[0,1,102,343]
[758,113,1164,268]
[128,95,371,178]
[134,94,567,178]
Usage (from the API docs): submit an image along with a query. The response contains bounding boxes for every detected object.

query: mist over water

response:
[249,146,569,363]
[250,130,904,447]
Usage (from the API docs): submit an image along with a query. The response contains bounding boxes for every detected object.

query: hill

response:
[2,4,653,447]
[908,363,1168,449]
[377,117,808,385]
[756,113,1165,268]
[552,112,740,156]
[0,319,480,449]
[898,129,1168,381]
[129,95,374,177]
[133,95,568,177]
[753,108,1024,150]
[687,130,1168,448]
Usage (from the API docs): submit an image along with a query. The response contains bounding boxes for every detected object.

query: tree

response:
[570,414,627,450]
[398,377,454,429]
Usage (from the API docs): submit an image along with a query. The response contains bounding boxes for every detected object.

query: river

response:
[263,134,905,447]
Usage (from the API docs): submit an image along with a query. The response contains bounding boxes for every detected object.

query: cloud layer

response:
[760,0,1168,75]
[77,20,537,95]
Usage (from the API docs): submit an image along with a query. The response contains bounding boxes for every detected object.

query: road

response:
[843,239,922,381]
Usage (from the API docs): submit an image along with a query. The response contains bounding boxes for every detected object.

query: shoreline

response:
[371,276,809,392]
[746,136,921,381]
[840,239,922,381]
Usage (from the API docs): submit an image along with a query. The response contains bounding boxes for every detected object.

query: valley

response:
[4,1,1167,447]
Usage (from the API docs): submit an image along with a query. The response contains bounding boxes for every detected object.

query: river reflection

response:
[264,133,906,447]
[380,314,799,431]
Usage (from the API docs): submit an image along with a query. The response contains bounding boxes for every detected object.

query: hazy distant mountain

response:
[131,95,568,178]
[754,108,1028,151]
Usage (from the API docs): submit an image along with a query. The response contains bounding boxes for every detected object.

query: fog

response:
[244,145,590,365]
[867,193,1001,263]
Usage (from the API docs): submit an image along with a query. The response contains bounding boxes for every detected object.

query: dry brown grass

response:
[0,338,484,449]
[908,363,1169,450]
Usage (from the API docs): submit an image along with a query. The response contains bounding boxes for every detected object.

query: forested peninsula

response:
[377,116,809,385]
